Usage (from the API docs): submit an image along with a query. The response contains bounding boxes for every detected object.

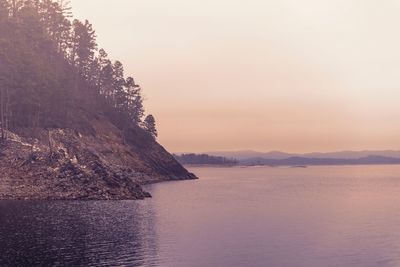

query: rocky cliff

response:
[0,0,197,200]
[0,115,196,200]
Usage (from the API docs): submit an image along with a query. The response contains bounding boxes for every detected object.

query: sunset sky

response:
[72,0,400,153]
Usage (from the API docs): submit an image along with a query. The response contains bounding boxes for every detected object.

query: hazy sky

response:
[71,0,400,153]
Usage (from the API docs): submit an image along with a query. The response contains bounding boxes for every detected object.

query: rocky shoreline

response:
[0,122,196,200]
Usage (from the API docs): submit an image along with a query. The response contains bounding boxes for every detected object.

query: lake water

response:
[1,165,400,266]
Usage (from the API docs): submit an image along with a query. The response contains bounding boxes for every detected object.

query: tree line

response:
[174,153,238,166]
[0,0,157,139]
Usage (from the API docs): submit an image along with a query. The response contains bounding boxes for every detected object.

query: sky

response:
[71,0,400,153]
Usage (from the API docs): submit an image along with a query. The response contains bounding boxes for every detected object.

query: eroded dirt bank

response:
[0,118,196,200]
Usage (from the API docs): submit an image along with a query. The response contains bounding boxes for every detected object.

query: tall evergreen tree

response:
[125,77,144,123]
[39,0,71,53]
[113,60,125,110]
[70,19,97,75]
[143,115,157,139]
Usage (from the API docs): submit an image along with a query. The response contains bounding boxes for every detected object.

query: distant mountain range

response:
[205,150,400,166]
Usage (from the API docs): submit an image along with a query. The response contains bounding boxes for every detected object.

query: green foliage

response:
[0,0,155,139]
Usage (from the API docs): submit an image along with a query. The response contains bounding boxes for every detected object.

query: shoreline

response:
[185,163,400,168]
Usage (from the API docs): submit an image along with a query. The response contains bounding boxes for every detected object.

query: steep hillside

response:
[0,0,196,200]
[0,113,196,200]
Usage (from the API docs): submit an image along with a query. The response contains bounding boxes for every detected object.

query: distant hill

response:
[206,150,400,166]
[302,151,400,159]
[206,150,293,160]
[240,155,400,166]
[208,150,400,160]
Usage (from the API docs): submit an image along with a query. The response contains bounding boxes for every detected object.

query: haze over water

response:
[2,165,400,266]
[72,0,400,153]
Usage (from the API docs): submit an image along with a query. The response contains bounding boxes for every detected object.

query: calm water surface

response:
[1,165,400,266]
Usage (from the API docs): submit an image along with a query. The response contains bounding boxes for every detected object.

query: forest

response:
[174,153,238,166]
[0,0,157,140]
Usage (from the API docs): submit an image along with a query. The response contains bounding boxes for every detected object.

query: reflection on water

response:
[2,165,400,266]
[0,201,159,266]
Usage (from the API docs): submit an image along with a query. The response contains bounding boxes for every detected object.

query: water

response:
[1,165,400,266]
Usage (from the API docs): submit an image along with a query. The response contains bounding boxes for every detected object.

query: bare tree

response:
[0,87,4,140]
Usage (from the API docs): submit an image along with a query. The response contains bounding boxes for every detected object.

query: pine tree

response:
[125,77,144,123]
[143,115,157,139]
[113,60,125,110]
[99,59,114,100]
[39,0,71,53]
[70,19,97,75]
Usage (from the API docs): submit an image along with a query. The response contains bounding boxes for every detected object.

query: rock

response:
[0,124,196,200]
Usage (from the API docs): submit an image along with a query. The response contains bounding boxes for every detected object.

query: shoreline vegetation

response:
[238,155,400,166]
[187,163,400,168]
[0,0,196,200]
[178,153,400,167]
[174,153,238,166]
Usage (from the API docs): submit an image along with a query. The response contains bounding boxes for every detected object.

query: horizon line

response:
[173,149,400,155]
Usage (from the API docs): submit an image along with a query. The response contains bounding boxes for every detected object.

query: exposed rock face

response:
[0,117,196,200]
